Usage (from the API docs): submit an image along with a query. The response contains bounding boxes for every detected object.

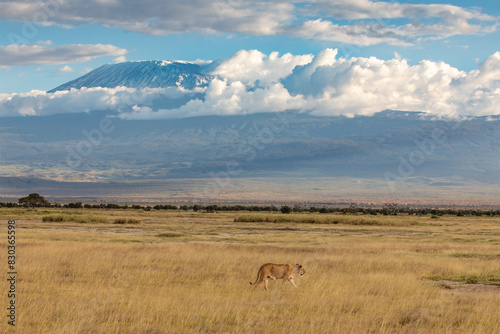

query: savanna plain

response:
[1,208,500,333]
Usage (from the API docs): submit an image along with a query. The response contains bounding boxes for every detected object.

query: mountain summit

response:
[49,60,212,92]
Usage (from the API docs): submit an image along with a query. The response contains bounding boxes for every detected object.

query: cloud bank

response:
[0,0,497,46]
[1,49,500,119]
[0,42,128,66]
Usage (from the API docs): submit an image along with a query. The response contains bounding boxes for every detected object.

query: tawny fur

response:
[250,263,305,290]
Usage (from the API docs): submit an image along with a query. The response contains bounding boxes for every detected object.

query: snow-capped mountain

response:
[49,60,212,92]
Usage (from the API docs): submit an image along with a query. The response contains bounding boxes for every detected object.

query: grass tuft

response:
[42,214,109,224]
[42,215,65,222]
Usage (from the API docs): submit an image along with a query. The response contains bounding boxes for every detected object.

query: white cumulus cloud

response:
[120,49,500,119]
[210,50,313,86]
[57,65,75,75]
[0,49,499,119]
[123,79,305,120]
[0,86,192,117]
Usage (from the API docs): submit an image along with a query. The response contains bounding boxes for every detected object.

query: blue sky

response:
[0,0,498,94]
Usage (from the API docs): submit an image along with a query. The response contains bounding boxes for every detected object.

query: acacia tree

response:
[18,193,50,207]
[281,205,292,214]
[383,202,399,215]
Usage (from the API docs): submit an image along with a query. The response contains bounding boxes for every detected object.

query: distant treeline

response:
[1,201,499,216]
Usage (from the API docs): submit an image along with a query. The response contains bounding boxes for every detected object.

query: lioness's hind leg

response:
[252,271,266,290]
[253,278,264,289]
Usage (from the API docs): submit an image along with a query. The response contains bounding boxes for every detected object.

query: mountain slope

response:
[1,111,499,180]
[49,60,212,92]
[1,111,499,203]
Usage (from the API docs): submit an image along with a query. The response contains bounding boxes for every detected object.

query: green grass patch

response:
[449,253,500,259]
[156,233,184,238]
[75,215,108,224]
[450,238,482,243]
[110,239,142,243]
[234,213,419,226]
[113,218,141,224]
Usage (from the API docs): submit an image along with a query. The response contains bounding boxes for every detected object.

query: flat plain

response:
[1,208,500,333]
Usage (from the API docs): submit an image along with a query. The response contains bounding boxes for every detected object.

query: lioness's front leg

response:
[288,277,298,288]
[281,277,287,289]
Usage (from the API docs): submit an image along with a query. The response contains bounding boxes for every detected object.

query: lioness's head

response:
[295,264,305,276]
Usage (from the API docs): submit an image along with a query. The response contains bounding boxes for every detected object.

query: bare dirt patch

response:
[431,279,500,295]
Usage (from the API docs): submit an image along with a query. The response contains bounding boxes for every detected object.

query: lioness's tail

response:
[250,270,261,285]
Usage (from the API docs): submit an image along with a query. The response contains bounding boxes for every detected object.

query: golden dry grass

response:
[1,209,500,333]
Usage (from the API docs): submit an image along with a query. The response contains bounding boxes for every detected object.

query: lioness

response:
[250,263,305,290]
